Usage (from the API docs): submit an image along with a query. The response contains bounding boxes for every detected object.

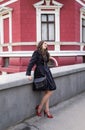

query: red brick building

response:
[0,0,85,74]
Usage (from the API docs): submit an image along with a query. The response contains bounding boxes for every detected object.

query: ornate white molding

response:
[75,0,85,7]
[80,6,85,13]
[80,6,85,42]
[0,42,84,53]
[34,0,63,8]
[0,0,18,7]
[0,6,12,15]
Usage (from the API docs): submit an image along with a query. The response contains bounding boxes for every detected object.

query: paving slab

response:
[7,92,85,130]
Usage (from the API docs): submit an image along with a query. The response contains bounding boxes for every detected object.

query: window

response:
[0,7,12,51]
[41,14,55,41]
[82,18,85,43]
[3,57,9,67]
[34,0,63,42]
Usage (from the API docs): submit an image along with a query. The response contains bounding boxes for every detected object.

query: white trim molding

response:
[34,0,63,7]
[80,7,85,42]
[0,0,4,2]
[0,0,18,8]
[0,6,12,15]
[76,0,85,7]
[0,42,84,54]
[33,0,63,42]
[0,50,85,57]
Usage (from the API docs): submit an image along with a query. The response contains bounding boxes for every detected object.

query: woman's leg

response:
[44,91,50,112]
[45,98,49,112]
[38,91,53,112]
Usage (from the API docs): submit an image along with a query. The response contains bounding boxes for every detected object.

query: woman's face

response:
[42,42,48,50]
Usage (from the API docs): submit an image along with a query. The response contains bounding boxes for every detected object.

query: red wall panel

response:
[8,0,21,42]
[60,0,81,42]
[4,18,9,43]
[60,45,80,50]
[20,0,36,42]
[56,56,82,66]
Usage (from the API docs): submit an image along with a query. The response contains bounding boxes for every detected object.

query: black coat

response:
[26,50,56,91]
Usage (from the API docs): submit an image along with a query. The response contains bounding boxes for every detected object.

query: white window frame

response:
[0,0,4,2]
[80,7,85,43]
[34,0,63,42]
[0,7,12,51]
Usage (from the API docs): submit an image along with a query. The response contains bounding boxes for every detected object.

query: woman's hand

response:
[28,75,32,80]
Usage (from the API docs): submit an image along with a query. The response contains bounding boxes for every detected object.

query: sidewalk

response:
[7,92,85,130]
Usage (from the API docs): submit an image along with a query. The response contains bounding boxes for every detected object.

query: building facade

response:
[0,0,85,74]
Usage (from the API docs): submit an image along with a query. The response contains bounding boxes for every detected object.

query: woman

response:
[26,41,56,118]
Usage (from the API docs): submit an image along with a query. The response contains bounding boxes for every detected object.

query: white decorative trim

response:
[0,51,85,57]
[45,0,50,6]
[36,8,41,42]
[34,0,63,7]
[0,7,12,15]
[55,44,60,51]
[0,0,18,8]
[0,42,84,53]
[0,42,55,47]
[0,14,3,44]
[2,71,7,75]
[0,41,84,46]
[80,7,85,42]
[9,12,12,43]
[75,0,85,6]
[0,0,4,2]
[80,10,82,43]
[80,7,85,13]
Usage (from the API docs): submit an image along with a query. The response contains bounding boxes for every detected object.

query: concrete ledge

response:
[0,64,85,90]
[0,64,85,130]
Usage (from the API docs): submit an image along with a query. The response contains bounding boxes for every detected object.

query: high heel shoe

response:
[44,110,53,118]
[35,105,42,117]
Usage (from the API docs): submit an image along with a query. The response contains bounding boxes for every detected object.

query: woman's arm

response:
[26,50,38,76]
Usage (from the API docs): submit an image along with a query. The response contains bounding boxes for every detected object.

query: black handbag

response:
[33,76,47,90]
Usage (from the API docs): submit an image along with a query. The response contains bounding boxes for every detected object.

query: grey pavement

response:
[7,92,85,130]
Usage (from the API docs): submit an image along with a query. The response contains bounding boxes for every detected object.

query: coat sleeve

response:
[26,51,38,76]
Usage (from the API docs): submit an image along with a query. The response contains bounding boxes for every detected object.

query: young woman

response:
[26,41,56,118]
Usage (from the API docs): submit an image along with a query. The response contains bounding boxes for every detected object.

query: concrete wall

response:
[0,64,85,130]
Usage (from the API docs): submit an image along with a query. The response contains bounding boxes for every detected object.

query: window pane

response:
[3,57,9,67]
[41,14,55,41]
[82,28,85,42]
[49,23,54,40]
[48,15,54,21]
[41,15,47,22]
[41,24,47,40]
[82,19,85,26]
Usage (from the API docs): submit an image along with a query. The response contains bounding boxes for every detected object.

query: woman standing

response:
[26,41,56,118]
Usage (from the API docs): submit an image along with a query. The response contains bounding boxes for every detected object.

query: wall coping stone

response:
[0,63,85,91]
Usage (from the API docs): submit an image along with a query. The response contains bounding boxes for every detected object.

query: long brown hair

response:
[37,40,50,62]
